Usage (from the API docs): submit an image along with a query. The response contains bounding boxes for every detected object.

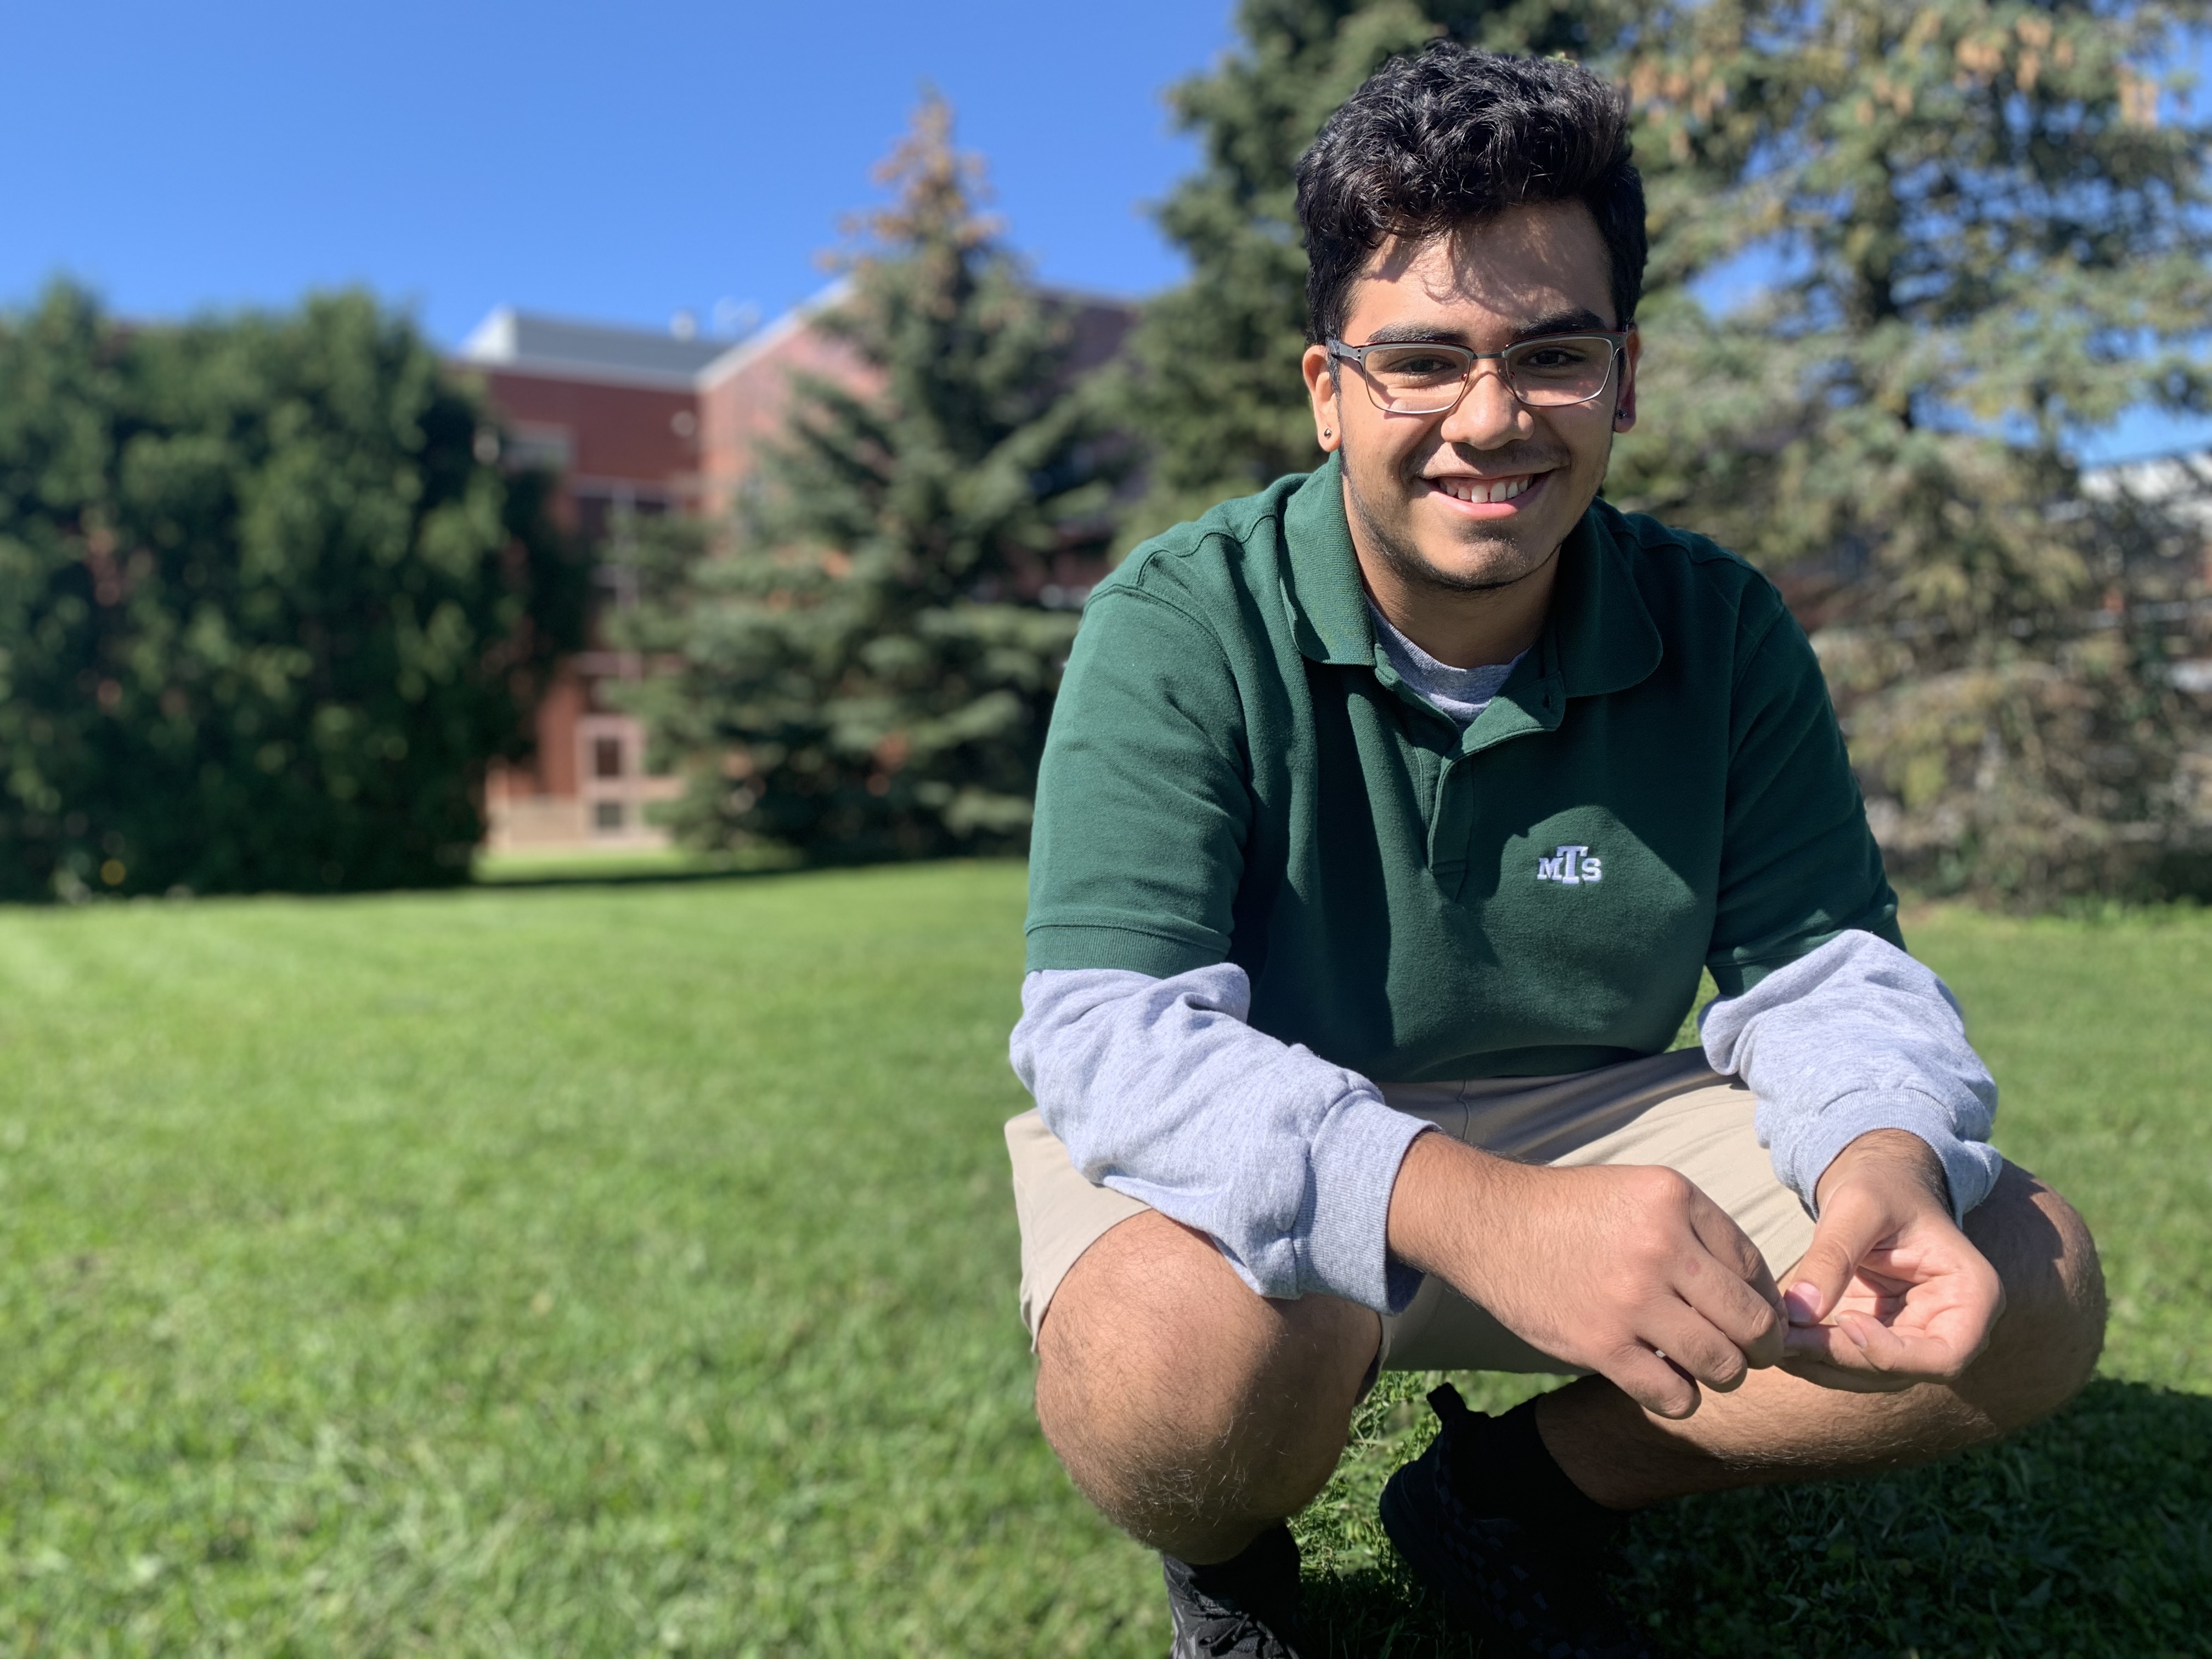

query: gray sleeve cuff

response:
[1767,1088,2006,1226]
[1702,929,2002,1224]
[1012,964,1423,1317]
[1296,1091,1434,1314]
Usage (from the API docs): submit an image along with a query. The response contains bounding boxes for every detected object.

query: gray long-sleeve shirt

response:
[1008,606,2002,1315]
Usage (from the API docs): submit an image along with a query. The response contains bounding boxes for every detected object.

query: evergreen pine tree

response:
[1111,0,1646,545]
[616,95,1122,862]
[1606,0,2212,900]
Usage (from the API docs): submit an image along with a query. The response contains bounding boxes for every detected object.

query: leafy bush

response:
[0,283,586,899]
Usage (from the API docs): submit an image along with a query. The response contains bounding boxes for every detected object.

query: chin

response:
[1410,536,1544,591]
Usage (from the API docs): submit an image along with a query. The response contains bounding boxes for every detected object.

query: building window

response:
[593,736,625,778]
[574,487,669,549]
[503,425,574,473]
[593,800,625,833]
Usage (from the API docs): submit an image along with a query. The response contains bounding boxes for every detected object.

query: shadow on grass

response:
[469,851,801,891]
[1297,1378,2212,1657]
[473,865,786,892]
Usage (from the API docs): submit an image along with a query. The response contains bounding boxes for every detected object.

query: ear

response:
[1611,326,1641,433]
[1301,341,1342,453]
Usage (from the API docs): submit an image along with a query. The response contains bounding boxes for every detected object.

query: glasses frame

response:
[1325,330,1632,415]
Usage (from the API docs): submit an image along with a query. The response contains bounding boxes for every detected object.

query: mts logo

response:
[1536,844,1604,885]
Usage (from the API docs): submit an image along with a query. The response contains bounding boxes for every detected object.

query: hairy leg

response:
[1536,1164,2106,1508]
[1034,1210,1380,1563]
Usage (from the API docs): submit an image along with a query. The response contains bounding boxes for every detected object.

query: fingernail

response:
[1845,1322,1869,1349]
[1784,1282,1821,1323]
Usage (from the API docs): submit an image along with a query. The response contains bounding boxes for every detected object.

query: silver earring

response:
[1322,428,1332,437]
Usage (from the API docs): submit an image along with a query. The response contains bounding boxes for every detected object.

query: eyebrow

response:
[1356,308,1615,346]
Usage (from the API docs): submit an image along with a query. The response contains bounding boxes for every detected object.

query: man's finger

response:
[1781,1311,1969,1382]
[1601,1343,1702,1420]
[1681,1194,1786,1367]
[1671,1266,1785,1370]
[1780,1317,1879,1369]
[1780,1190,1891,1328]
[1834,1310,1976,1380]
[1645,1303,1754,1392]
[1688,1193,1785,1307]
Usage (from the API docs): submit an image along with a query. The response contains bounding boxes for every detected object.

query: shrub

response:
[0,283,586,899]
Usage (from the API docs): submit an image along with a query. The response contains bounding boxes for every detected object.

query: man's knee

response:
[1032,1212,1375,1554]
[1967,1163,2107,1426]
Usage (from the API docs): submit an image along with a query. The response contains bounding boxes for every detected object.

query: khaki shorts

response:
[1005,1047,1816,1373]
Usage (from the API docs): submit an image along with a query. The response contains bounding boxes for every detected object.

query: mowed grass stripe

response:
[0,866,1148,1656]
[0,865,2202,1655]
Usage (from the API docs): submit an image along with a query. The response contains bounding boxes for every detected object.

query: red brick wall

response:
[477,369,701,502]
[473,371,698,844]
[695,323,874,515]
[468,291,1135,850]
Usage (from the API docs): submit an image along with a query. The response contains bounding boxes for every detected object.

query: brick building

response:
[457,287,1132,852]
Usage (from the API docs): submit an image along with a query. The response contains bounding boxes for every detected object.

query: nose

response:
[1437,360,1531,449]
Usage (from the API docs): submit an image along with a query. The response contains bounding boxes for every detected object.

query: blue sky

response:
[4,1,2204,461]
[1,0,1233,345]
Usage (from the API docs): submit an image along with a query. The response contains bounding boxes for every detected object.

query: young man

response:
[1006,46,2106,1659]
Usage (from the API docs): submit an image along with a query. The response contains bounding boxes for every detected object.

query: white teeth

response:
[1438,475,1533,504]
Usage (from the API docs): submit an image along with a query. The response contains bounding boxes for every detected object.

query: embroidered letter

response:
[1537,844,1601,885]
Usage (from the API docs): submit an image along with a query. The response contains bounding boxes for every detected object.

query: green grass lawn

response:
[0,866,2202,1655]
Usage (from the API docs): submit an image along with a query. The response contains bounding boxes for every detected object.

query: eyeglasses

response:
[1326,331,1629,415]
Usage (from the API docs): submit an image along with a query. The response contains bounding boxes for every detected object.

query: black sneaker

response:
[1380,1384,1649,1659]
[1161,1521,1308,1658]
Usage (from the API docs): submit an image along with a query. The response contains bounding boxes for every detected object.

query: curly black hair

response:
[1295,44,1647,345]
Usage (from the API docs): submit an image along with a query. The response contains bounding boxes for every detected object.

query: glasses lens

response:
[1357,343,1473,411]
[1504,337,1615,406]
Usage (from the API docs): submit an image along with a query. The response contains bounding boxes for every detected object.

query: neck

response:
[1354,539,1561,670]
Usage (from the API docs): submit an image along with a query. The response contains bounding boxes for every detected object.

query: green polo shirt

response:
[1025,454,1901,1083]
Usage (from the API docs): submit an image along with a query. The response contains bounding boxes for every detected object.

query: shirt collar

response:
[1279,452,1663,701]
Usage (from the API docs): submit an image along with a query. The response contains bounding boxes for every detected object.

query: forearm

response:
[1011,966,1430,1312]
[1384,1131,1528,1291]
[1385,1106,1791,1417]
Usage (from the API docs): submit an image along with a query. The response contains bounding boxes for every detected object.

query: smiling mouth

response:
[1429,472,1543,505]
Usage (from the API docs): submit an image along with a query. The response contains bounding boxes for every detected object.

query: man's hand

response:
[1386,1135,1786,1420]
[1779,1129,2004,1392]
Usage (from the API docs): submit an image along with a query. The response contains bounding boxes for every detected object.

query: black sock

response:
[1446,1397,1627,1547]
[1166,1519,1300,1589]
[1164,1520,1303,1631]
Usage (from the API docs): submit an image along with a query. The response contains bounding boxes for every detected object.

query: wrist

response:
[1385,1131,1516,1290]
[1815,1127,1951,1215]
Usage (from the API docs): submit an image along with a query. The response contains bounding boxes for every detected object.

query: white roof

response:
[461,277,1122,394]
[693,280,855,390]
[2082,447,2212,533]
[456,306,732,390]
